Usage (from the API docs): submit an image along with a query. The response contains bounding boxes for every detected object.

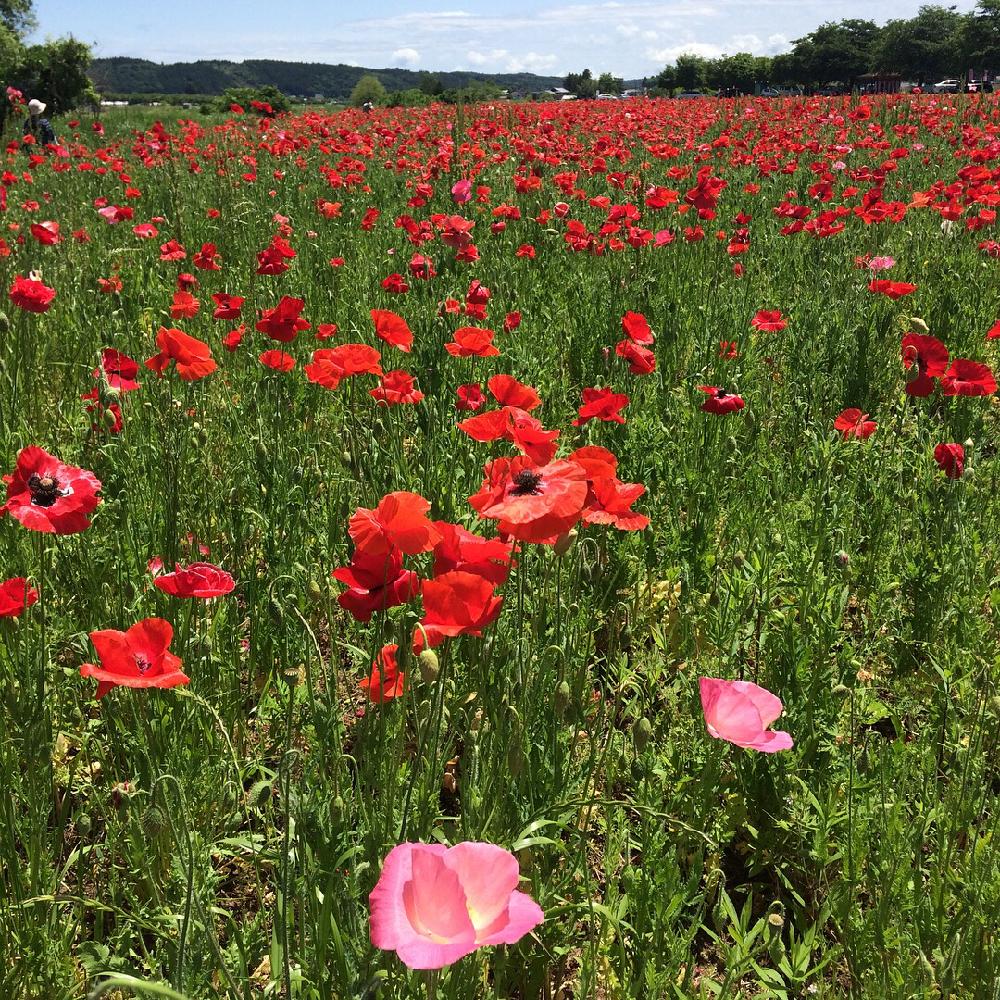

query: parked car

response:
[933,79,960,93]
[759,87,781,98]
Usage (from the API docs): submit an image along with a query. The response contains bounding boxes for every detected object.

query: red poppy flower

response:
[256,296,310,343]
[568,445,619,481]
[145,327,217,381]
[30,220,60,245]
[133,223,158,239]
[371,370,424,405]
[868,279,917,299]
[615,339,655,375]
[456,383,486,411]
[572,387,629,426]
[750,309,786,333]
[305,344,382,391]
[698,386,745,414]
[2,446,102,534]
[256,234,296,275]
[212,293,244,321]
[934,443,965,479]
[94,348,140,392]
[901,333,949,397]
[9,274,55,313]
[333,548,419,622]
[361,644,405,703]
[940,359,997,397]
[193,242,221,270]
[159,240,186,261]
[381,272,410,294]
[414,571,503,651]
[987,320,1000,341]
[260,350,296,372]
[97,276,122,295]
[458,406,560,465]
[583,477,649,531]
[371,309,414,353]
[431,522,513,586]
[153,561,235,598]
[834,408,877,439]
[170,290,199,319]
[349,492,442,558]
[315,323,338,341]
[81,389,123,434]
[445,327,499,358]
[223,326,245,352]
[0,577,37,617]
[470,456,588,544]
[504,311,521,332]
[488,374,540,411]
[79,617,189,700]
[621,311,654,345]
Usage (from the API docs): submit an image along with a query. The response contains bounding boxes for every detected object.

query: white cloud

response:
[646,41,724,62]
[505,52,559,73]
[391,47,421,65]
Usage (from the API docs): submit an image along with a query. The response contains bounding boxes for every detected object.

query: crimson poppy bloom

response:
[0,577,37,617]
[573,387,629,426]
[834,408,877,439]
[446,327,499,358]
[2,446,102,534]
[193,242,221,270]
[30,220,60,245]
[934,442,965,479]
[211,293,244,321]
[256,234,296,275]
[260,350,296,372]
[159,240,186,262]
[456,384,486,412]
[79,617,189,700]
[698,386,745,414]
[94,348,140,392]
[371,370,424,405]
[470,456,588,544]
[621,311,654,345]
[349,492,442,558]
[901,333,949,397]
[145,327,217,381]
[371,309,414,353]
[583,477,649,531]
[305,344,383,391]
[81,389,123,434]
[414,570,503,651]
[458,407,560,465]
[940,359,997,397]
[9,274,55,313]
[97,276,122,295]
[750,310,786,333]
[615,339,655,375]
[360,644,406,703]
[333,547,419,622]
[256,296,310,343]
[987,320,1000,341]
[868,279,917,299]
[153,561,236,598]
[487,374,540,411]
[170,290,199,319]
[431,522,513,586]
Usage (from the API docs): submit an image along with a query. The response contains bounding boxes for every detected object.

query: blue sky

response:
[30,1,980,77]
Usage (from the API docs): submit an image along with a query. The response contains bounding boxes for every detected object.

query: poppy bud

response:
[308,579,324,603]
[103,408,119,429]
[832,683,850,698]
[910,316,929,333]
[834,549,850,568]
[418,648,440,683]
[553,528,577,558]
[330,794,346,825]
[250,780,272,808]
[142,804,167,838]
[633,716,653,753]
[197,427,208,446]
[554,679,572,718]
[0,311,9,333]
[733,551,745,568]
[76,814,92,837]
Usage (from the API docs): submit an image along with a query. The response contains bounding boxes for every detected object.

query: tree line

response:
[650,2,1000,93]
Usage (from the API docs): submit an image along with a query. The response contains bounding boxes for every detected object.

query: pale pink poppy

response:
[698,677,793,753]
[451,179,473,204]
[867,256,896,272]
[369,841,543,969]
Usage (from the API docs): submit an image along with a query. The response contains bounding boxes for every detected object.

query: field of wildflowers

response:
[2,94,1000,999]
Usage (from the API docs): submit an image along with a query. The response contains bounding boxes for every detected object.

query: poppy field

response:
[2,93,1000,999]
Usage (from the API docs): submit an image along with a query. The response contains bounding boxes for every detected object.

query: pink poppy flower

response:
[369,841,543,969]
[699,677,793,753]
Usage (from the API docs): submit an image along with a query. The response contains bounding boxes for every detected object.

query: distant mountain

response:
[89,57,570,100]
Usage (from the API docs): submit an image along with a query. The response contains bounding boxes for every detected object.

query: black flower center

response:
[28,473,60,507]
[134,654,152,674]
[716,390,729,399]
[510,469,544,496]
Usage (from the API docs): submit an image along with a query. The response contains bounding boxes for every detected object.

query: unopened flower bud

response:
[554,528,577,558]
[418,648,440,683]
[834,549,850,568]
[633,716,653,753]
[554,679,572,718]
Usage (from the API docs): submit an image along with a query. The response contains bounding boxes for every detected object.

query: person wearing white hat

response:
[23,98,55,147]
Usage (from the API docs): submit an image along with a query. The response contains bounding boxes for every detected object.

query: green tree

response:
[417,71,443,96]
[707,52,773,93]
[349,73,386,107]
[789,19,881,86]
[0,0,34,38]
[596,71,623,95]
[960,0,1000,74]
[674,53,708,90]
[874,6,963,84]
[564,68,598,97]
[15,37,93,113]
[651,63,677,94]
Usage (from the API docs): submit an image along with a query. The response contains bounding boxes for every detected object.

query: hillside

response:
[89,57,568,100]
